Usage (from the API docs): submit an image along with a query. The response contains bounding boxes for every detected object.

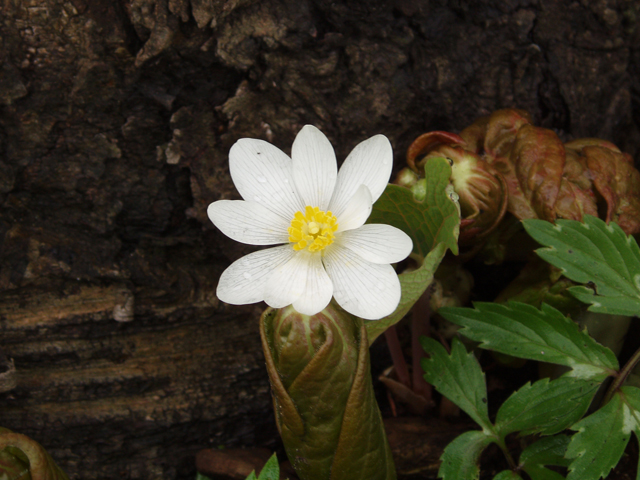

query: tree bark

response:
[0,0,639,478]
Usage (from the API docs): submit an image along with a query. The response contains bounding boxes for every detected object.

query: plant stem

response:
[384,326,411,387]
[496,436,517,470]
[412,288,432,401]
[603,344,640,405]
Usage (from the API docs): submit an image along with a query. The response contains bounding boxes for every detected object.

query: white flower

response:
[208,125,413,320]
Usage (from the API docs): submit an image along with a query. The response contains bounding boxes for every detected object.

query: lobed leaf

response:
[520,435,570,480]
[368,157,460,257]
[438,430,495,480]
[523,215,640,316]
[495,377,599,437]
[565,386,640,480]
[440,301,619,381]
[421,337,491,431]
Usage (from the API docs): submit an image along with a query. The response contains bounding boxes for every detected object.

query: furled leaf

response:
[421,337,491,430]
[261,305,396,480]
[368,157,460,257]
[0,429,69,480]
[492,471,523,480]
[495,377,599,437]
[523,215,640,316]
[0,447,31,480]
[257,453,279,480]
[439,302,619,381]
[520,435,571,480]
[565,386,640,480]
[438,430,495,480]
[364,242,447,344]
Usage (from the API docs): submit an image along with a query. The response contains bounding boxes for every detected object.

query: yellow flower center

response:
[288,206,338,252]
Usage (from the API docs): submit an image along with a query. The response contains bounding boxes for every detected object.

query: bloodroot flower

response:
[208,125,413,320]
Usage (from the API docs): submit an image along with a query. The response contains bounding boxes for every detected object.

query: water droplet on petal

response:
[254,196,261,202]
[243,272,252,280]
[283,178,289,183]
[257,176,267,183]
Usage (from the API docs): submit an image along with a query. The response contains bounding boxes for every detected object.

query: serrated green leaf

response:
[493,471,523,480]
[257,453,279,480]
[438,430,495,480]
[440,302,619,381]
[495,377,599,437]
[568,285,640,317]
[365,242,447,344]
[520,435,571,480]
[523,215,640,316]
[421,337,491,430]
[368,157,460,257]
[565,387,640,480]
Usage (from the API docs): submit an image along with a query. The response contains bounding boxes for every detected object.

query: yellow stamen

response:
[288,206,338,252]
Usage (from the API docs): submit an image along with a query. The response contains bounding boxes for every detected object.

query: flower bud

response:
[406,132,508,244]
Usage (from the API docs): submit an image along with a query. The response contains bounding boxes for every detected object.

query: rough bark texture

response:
[0,0,639,479]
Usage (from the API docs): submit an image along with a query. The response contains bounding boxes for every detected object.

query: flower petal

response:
[336,224,413,264]
[335,184,372,232]
[229,138,304,220]
[292,125,337,210]
[208,200,290,245]
[263,250,313,308]
[216,245,296,305]
[292,252,333,315]
[329,134,393,218]
[323,245,402,320]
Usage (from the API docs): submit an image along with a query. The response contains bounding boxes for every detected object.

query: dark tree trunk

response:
[0,0,639,478]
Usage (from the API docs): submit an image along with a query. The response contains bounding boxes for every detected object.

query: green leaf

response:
[368,157,460,257]
[257,453,279,480]
[523,215,640,316]
[438,430,495,480]
[520,435,571,480]
[493,471,523,480]
[565,386,640,480]
[421,337,491,430]
[196,473,214,480]
[440,302,619,381]
[365,242,447,344]
[495,377,599,437]
[245,473,257,480]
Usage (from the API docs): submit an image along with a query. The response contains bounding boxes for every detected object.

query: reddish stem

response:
[384,326,411,388]
[412,289,433,402]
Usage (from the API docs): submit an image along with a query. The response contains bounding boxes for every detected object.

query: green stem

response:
[603,344,640,405]
[496,436,517,471]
